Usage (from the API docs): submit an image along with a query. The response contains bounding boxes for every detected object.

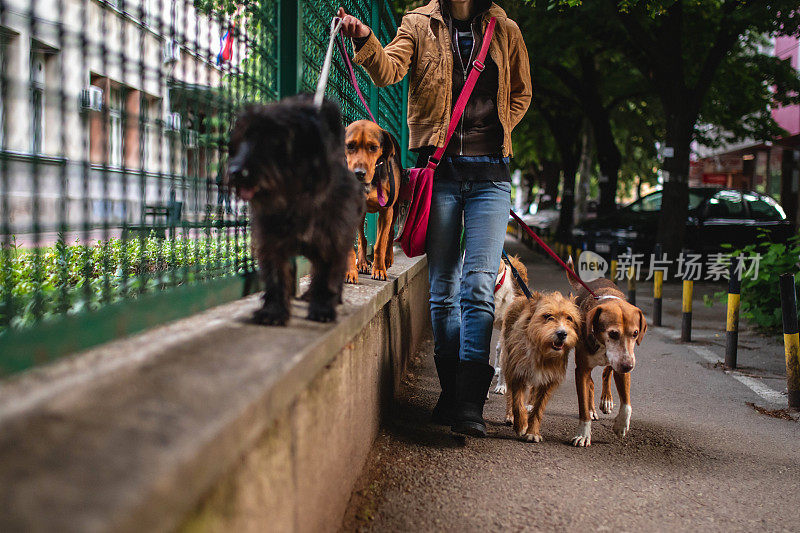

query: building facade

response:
[0,0,235,240]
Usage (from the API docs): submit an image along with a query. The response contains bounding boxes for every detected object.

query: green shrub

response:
[0,233,251,332]
[704,234,800,331]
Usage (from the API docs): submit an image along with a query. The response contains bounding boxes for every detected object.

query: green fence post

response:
[278,0,302,98]
[279,0,310,291]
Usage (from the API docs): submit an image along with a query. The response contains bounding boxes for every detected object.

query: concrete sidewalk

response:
[340,237,800,532]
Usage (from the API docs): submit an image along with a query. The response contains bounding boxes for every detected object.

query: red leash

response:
[508,210,599,299]
[334,23,377,123]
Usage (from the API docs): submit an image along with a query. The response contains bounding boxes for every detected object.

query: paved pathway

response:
[340,238,800,532]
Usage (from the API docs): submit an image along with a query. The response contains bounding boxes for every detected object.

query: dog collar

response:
[596,295,623,301]
[494,267,507,294]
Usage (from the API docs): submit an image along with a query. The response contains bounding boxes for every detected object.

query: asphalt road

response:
[340,239,800,532]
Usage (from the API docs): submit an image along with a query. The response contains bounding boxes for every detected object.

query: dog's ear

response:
[584,306,602,352]
[565,256,583,293]
[380,129,396,161]
[635,308,647,345]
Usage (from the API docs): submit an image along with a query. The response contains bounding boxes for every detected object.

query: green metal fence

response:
[0,0,408,375]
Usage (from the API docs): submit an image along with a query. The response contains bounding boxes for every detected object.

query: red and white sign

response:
[702,173,728,186]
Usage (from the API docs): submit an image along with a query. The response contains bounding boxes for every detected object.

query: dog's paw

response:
[298,288,312,302]
[590,409,599,421]
[253,305,289,326]
[492,383,506,395]
[307,301,336,323]
[505,414,513,425]
[571,421,592,447]
[344,269,359,284]
[357,259,372,274]
[523,433,543,443]
[613,404,632,438]
[600,396,614,414]
[371,267,387,281]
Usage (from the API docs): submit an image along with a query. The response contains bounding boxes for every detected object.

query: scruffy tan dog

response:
[501,291,581,442]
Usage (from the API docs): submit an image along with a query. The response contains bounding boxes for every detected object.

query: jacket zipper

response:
[453,20,477,156]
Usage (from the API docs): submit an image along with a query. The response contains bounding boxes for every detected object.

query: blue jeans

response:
[426,179,511,364]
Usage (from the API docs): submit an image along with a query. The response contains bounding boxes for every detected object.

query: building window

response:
[0,30,14,149]
[108,87,124,167]
[30,50,45,154]
[143,0,157,27]
[141,97,157,171]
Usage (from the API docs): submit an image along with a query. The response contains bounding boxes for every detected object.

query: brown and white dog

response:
[491,255,528,395]
[566,258,647,447]
[500,291,581,442]
[343,120,403,282]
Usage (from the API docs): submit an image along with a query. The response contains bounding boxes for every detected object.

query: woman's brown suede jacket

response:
[353,0,532,157]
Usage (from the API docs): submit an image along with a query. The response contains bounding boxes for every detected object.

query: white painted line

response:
[688,345,721,365]
[650,323,787,407]
[730,374,787,406]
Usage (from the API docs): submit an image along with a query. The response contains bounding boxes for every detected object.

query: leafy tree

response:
[512,0,654,219]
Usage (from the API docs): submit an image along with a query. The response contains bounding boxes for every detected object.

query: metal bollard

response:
[780,273,800,409]
[681,278,693,342]
[652,243,663,327]
[725,257,742,369]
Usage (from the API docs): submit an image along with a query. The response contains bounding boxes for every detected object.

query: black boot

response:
[431,355,458,425]
[451,361,495,437]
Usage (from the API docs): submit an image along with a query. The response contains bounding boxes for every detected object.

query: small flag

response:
[217,23,235,64]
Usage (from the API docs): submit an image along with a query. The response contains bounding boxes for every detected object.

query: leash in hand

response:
[314,17,345,108]
[334,19,377,122]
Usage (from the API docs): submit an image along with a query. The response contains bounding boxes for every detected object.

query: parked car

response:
[509,193,560,238]
[572,187,793,256]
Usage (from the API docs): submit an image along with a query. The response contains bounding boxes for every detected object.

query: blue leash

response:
[501,249,533,300]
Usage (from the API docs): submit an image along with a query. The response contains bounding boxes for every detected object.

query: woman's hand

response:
[337,7,371,39]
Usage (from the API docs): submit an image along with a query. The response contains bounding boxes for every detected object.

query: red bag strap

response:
[427,16,497,170]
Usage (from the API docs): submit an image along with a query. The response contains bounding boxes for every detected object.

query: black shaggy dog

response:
[226,96,363,325]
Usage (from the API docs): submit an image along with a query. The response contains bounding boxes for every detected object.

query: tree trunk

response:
[576,126,593,223]
[593,115,622,217]
[557,153,580,242]
[541,160,560,209]
[656,115,694,259]
[542,109,583,242]
[579,54,621,218]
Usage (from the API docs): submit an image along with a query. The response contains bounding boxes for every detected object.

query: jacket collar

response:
[410,0,506,23]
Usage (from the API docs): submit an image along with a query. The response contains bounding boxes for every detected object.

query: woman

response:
[339,0,532,437]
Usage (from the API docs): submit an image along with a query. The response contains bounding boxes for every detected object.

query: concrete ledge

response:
[0,253,430,533]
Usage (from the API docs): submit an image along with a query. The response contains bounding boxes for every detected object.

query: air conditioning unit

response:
[164,112,181,131]
[162,40,179,64]
[80,86,103,111]
[183,129,199,148]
